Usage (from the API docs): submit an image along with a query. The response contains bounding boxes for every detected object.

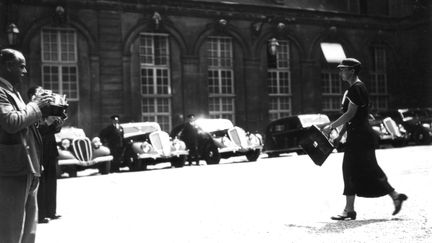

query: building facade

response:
[1,0,430,136]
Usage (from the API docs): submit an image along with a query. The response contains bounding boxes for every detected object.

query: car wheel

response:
[391,139,407,148]
[413,128,431,145]
[129,159,142,171]
[68,169,77,178]
[204,143,220,165]
[246,150,260,161]
[99,161,111,175]
[171,156,186,168]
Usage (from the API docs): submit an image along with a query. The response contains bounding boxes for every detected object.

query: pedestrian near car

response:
[180,114,200,166]
[322,58,408,220]
[27,86,63,224]
[100,115,124,172]
[0,49,53,243]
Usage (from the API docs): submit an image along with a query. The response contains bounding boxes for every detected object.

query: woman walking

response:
[322,58,407,220]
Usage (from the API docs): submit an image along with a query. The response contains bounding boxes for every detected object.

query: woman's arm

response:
[323,101,358,134]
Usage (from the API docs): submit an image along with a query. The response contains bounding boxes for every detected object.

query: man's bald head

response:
[0,48,24,66]
[0,48,27,84]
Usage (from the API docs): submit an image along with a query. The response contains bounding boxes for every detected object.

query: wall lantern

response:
[218,18,228,26]
[268,38,279,56]
[56,6,65,16]
[152,12,162,30]
[277,22,286,31]
[7,23,20,46]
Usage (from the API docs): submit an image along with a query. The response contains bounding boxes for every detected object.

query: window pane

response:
[141,69,154,94]
[139,33,172,130]
[207,36,235,121]
[267,40,291,118]
[41,28,78,101]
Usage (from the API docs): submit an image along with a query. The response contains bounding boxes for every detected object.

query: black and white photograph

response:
[0,0,431,242]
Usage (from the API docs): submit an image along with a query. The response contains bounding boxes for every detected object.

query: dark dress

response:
[341,81,394,198]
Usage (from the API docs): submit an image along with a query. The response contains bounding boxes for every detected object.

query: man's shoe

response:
[393,193,408,215]
[38,218,49,224]
[48,215,62,220]
[331,211,357,220]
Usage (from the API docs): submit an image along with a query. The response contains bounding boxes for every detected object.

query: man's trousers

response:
[0,174,38,243]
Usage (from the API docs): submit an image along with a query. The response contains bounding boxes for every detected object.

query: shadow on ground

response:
[285,218,406,233]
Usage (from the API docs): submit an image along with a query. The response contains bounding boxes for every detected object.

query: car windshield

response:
[298,114,330,127]
[121,122,161,138]
[55,126,86,142]
[194,118,234,132]
[399,109,415,119]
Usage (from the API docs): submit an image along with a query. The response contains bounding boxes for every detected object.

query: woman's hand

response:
[322,124,333,136]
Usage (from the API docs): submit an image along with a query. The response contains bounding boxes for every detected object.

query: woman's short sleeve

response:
[347,83,368,107]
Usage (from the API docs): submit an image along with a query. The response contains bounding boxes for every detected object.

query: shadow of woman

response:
[318,218,404,233]
[285,218,405,234]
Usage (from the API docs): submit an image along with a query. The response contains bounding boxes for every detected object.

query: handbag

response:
[299,125,334,166]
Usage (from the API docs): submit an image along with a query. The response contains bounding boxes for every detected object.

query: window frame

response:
[139,32,172,131]
[207,36,236,121]
[40,27,79,101]
[267,39,292,120]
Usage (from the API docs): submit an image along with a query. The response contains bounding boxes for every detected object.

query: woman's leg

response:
[389,190,408,215]
[331,195,357,220]
[344,195,355,212]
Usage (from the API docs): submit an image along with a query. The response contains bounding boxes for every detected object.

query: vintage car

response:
[329,114,408,151]
[379,109,432,145]
[171,118,263,164]
[56,126,113,177]
[367,114,408,147]
[264,114,333,157]
[121,122,188,171]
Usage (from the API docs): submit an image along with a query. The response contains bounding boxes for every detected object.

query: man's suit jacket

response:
[0,77,43,176]
[100,124,124,149]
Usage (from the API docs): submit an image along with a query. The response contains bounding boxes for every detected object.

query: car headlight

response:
[248,135,258,145]
[60,138,71,150]
[171,139,185,151]
[140,142,152,153]
[91,137,102,149]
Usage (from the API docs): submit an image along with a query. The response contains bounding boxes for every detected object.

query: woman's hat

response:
[337,58,361,68]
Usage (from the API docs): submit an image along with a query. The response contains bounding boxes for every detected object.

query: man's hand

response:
[31,94,54,117]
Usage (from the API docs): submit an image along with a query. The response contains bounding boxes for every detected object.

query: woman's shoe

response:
[331,211,357,220]
[393,193,408,215]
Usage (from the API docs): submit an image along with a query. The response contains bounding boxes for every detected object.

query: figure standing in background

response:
[180,114,200,166]
[100,115,124,172]
[28,86,64,224]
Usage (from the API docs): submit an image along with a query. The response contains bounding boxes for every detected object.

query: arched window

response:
[321,62,342,112]
[206,36,235,121]
[319,42,346,112]
[267,39,291,120]
[41,28,79,101]
[369,45,388,111]
[138,33,172,131]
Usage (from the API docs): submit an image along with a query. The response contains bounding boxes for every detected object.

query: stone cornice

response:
[15,0,430,31]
